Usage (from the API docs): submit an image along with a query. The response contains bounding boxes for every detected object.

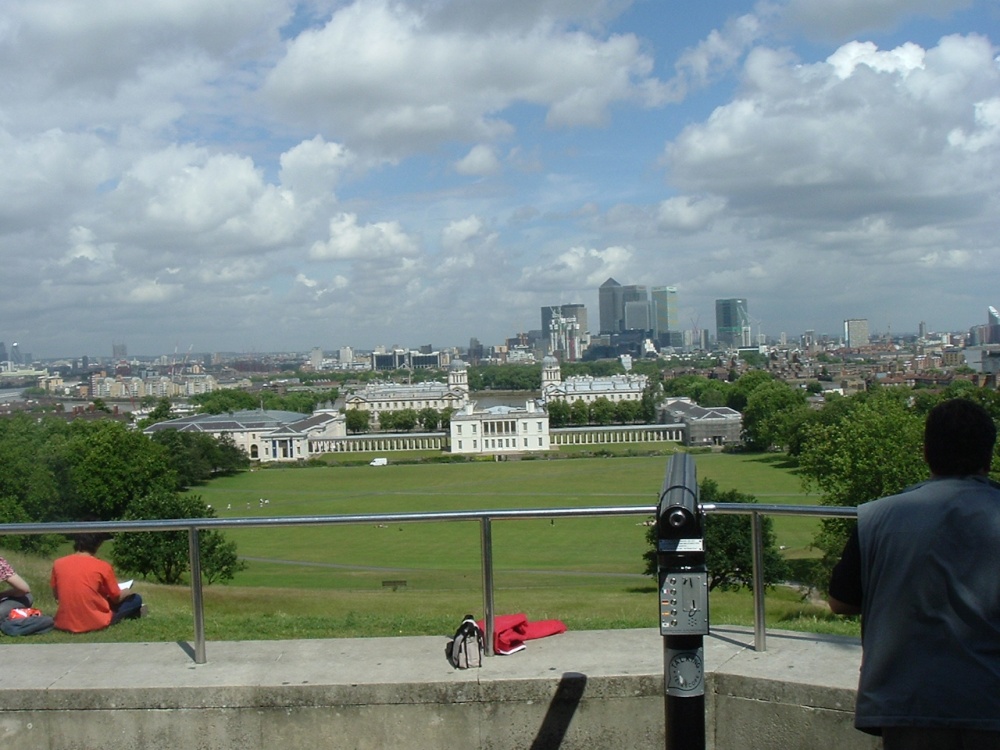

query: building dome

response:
[542,355,559,367]
[449,358,467,372]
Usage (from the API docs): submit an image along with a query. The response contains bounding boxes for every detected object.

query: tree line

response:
[658,369,1000,592]
[189,387,340,415]
[0,414,248,585]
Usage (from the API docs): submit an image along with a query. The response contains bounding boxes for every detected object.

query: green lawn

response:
[2,451,853,645]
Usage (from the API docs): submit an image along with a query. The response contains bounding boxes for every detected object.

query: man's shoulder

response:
[862,476,1000,517]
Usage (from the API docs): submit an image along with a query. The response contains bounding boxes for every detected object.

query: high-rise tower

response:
[598,278,623,334]
[715,299,749,348]
[651,286,678,341]
[844,319,870,349]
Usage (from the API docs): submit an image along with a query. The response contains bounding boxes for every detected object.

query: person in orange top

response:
[50,533,143,633]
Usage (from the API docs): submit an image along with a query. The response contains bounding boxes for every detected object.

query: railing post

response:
[750,511,766,652]
[188,526,207,664]
[480,516,496,657]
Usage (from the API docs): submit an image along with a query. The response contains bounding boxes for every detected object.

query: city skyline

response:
[1,1,998,358]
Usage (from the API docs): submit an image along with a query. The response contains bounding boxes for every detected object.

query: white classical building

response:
[539,355,647,404]
[449,401,551,455]
[143,409,346,463]
[344,359,470,424]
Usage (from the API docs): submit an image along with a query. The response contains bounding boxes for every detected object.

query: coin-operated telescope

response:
[657,453,707,749]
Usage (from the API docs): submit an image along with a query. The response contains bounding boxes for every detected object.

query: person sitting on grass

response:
[0,555,34,620]
[50,533,143,633]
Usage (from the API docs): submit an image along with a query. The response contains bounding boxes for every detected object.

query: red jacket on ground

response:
[477,613,567,655]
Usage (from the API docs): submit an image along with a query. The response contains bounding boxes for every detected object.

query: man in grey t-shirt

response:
[829,398,1000,750]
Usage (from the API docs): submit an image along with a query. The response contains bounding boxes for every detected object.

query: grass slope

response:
[2,451,855,645]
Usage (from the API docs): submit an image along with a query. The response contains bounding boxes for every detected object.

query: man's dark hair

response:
[924,398,997,476]
[72,532,110,554]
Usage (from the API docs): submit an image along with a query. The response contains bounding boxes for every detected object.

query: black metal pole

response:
[664,634,705,750]
[657,454,707,750]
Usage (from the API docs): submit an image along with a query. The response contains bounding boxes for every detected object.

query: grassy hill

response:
[1,450,856,645]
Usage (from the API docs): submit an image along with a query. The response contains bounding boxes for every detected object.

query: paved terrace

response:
[0,626,879,750]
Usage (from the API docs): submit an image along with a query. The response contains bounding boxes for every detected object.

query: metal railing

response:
[0,503,857,663]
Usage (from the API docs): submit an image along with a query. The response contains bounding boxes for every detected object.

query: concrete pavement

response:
[0,627,877,749]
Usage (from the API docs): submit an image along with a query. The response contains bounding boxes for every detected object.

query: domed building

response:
[540,355,648,406]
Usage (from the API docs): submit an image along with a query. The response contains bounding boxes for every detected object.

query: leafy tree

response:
[345,409,371,434]
[144,397,174,426]
[418,407,441,431]
[726,370,774,412]
[197,526,246,584]
[468,364,542,391]
[615,399,641,424]
[569,399,590,426]
[741,380,808,451]
[440,407,455,429]
[190,387,339,416]
[639,379,662,422]
[546,400,570,428]
[699,386,728,407]
[0,414,248,569]
[112,489,246,585]
[590,397,615,426]
[52,420,176,521]
[91,398,112,413]
[643,479,788,592]
[190,389,261,414]
[394,408,419,432]
[663,374,731,408]
[150,429,211,488]
[213,435,250,475]
[797,388,926,587]
[149,430,249,487]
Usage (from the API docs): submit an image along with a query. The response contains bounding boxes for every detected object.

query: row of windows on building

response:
[454,420,545,436]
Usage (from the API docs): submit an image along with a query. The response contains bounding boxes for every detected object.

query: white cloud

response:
[657,195,727,231]
[279,136,356,201]
[518,245,633,291]
[455,145,501,176]
[112,147,305,249]
[826,40,925,78]
[441,216,486,249]
[949,97,1000,152]
[62,226,116,266]
[125,279,182,304]
[262,0,667,155]
[309,213,419,261]
[0,0,997,354]
[666,35,1000,227]
[0,0,289,135]
[672,12,765,93]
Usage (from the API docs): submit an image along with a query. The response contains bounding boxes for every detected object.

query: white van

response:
[369,457,388,467]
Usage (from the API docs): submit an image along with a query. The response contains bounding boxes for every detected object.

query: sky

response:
[1,0,998,359]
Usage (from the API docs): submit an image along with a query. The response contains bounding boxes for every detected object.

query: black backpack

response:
[446,615,484,669]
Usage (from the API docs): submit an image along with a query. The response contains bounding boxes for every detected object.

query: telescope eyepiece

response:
[667,508,689,528]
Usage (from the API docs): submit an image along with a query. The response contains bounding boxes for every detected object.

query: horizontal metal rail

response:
[0,503,857,662]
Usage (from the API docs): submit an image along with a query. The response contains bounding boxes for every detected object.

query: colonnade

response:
[549,425,684,445]
[309,424,683,456]
[310,433,446,454]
